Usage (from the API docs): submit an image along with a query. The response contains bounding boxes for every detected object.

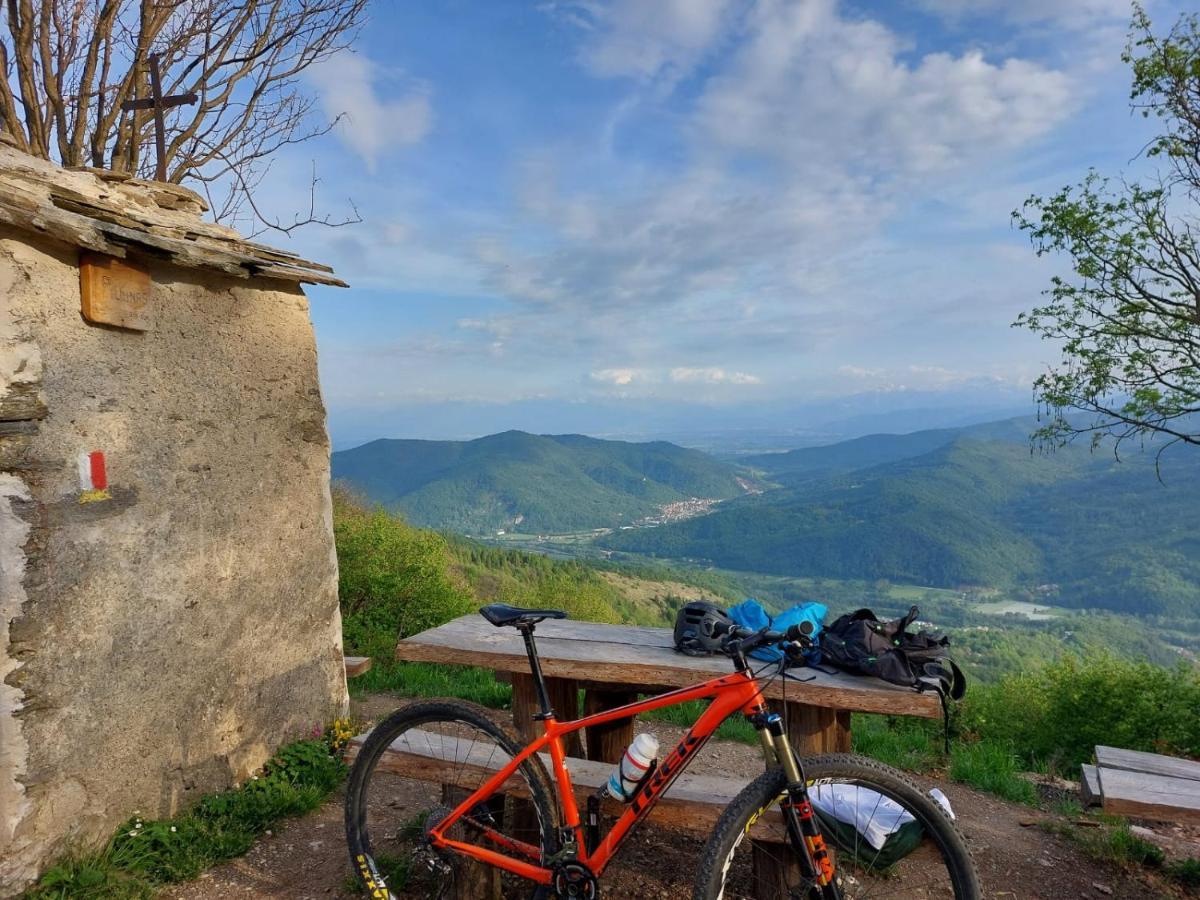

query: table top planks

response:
[1094,745,1200,783]
[395,614,941,718]
[1097,766,1200,825]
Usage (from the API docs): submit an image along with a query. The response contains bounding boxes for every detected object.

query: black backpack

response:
[819,606,966,701]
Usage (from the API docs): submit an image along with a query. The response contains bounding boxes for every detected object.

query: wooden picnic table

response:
[395,615,941,763]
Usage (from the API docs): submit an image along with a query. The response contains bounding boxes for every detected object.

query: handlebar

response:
[713,619,815,659]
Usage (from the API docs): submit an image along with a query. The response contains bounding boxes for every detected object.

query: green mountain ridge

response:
[741,416,1037,483]
[603,434,1200,617]
[331,430,751,534]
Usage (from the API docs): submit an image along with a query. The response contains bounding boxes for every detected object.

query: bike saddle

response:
[479,604,568,628]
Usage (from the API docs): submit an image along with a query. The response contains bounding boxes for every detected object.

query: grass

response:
[949,740,1038,805]
[351,660,512,709]
[851,715,942,772]
[1042,817,1200,891]
[1166,858,1200,889]
[1041,817,1165,867]
[641,699,761,743]
[26,738,347,899]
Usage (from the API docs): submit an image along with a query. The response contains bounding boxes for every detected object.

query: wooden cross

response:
[121,54,198,182]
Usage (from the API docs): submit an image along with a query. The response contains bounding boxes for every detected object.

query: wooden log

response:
[774,702,851,756]
[752,840,802,899]
[509,674,582,756]
[545,677,583,758]
[509,674,539,741]
[1095,746,1200,783]
[442,784,500,900]
[583,689,639,764]
[1080,764,1102,808]
[344,656,372,678]
[507,674,550,844]
[1098,767,1200,825]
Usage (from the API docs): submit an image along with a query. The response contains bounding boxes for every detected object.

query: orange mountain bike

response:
[345,605,980,899]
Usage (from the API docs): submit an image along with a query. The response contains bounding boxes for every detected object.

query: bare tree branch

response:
[1,0,367,232]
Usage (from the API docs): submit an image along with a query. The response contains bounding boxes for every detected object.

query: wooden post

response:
[442,785,501,900]
[583,689,639,764]
[775,702,851,756]
[751,840,802,898]
[510,673,538,741]
[546,677,583,757]
[510,673,583,756]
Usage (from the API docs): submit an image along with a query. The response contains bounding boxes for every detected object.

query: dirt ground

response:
[161,694,1196,900]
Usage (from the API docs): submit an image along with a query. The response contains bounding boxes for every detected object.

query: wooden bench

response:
[1081,745,1200,825]
[344,655,372,678]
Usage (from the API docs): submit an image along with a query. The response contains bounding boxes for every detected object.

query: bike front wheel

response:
[694,753,981,900]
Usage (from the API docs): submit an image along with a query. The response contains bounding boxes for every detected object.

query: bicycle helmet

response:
[673,600,734,656]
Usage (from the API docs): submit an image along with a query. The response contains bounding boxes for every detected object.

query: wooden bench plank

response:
[1095,746,1200,783]
[343,730,786,841]
[395,616,940,719]
[1080,763,1102,808]
[344,656,372,678]
[1098,767,1200,824]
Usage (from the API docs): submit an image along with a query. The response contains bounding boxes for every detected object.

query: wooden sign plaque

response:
[79,253,152,331]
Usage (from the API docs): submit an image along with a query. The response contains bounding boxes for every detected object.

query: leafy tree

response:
[1014,6,1200,456]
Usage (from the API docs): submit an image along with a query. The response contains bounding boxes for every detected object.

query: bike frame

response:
[427,668,769,885]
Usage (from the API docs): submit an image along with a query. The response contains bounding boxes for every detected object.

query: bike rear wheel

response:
[344,699,558,899]
[694,753,981,900]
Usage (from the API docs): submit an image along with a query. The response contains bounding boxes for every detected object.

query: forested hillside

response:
[742,417,1035,483]
[333,485,1200,806]
[331,430,750,533]
[604,436,1200,616]
[333,490,739,670]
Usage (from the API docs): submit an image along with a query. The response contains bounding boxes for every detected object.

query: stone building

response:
[0,141,348,896]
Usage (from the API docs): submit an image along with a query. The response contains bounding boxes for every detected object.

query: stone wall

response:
[0,226,346,896]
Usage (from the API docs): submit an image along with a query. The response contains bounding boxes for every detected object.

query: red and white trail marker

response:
[78,450,110,502]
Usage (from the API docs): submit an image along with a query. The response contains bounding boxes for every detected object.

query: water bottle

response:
[605,733,659,801]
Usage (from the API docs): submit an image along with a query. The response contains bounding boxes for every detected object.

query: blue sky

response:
[257,0,1186,444]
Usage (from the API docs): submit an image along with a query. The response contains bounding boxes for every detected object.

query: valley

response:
[333,415,1200,682]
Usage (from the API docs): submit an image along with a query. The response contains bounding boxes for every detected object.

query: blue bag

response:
[728,598,827,665]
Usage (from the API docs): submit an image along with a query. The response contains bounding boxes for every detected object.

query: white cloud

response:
[838,365,885,379]
[670,367,761,385]
[556,0,740,82]
[473,0,1078,356]
[309,52,432,172]
[590,367,644,385]
[694,0,1075,175]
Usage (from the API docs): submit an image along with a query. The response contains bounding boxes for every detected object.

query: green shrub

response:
[960,653,1200,773]
[1166,858,1200,888]
[335,491,473,663]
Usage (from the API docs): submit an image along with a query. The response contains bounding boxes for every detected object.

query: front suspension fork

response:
[762,713,841,900]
